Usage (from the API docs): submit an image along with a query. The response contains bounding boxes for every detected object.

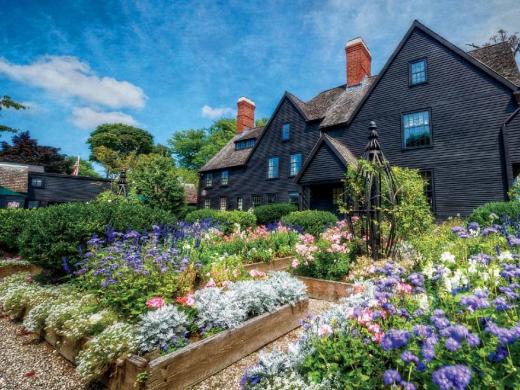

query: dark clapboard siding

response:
[28,173,111,204]
[507,111,520,166]
[327,28,517,218]
[201,97,321,210]
[299,143,346,184]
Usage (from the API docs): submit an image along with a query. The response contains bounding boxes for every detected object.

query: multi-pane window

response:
[420,170,435,210]
[288,191,299,205]
[205,173,213,187]
[409,59,427,85]
[204,199,211,209]
[281,123,290,141]
[290,153,302,176]
[235,139,255,150]
[237,197,243,211]
[332,187,343,205]
[251,194,263,207]
[267,193,277,204]
[267,157,280,179]
[402,111,432,148]
[219,197,227,211]
[31,178,44,188]
[221,170,229,186]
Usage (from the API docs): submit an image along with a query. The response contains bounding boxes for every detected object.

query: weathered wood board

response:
[0,264,42,279]
[297,276,353,302]
[243,256,293,273]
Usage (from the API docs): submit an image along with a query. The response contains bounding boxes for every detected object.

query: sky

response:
[0,0,519,165]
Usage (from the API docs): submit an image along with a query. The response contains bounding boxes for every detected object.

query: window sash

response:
[237,197,243,210]
[221,170,229,185]
[290,154,302,176]
[219,197,227,211]
[205,173,213,187]
[403,111,431,148]
[288,191,299,205]
[282,123,290,141]
[204,199,211,209]
[268,157,279,179]
[410,59,426,85]
[252,194,263,207]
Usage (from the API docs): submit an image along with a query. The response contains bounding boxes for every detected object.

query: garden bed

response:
[116,299,309,390]
[297,276,354,302]
[0,263,41,279]
[243,256,293,273]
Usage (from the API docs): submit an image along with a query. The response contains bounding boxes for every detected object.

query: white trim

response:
[237,96,256,106]
[345,37,371,56]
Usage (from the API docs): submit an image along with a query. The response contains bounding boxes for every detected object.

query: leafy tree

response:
[255,117,269,127]
[468,29,520,58]
[195,118,237,168]
[0,131,69,173]
[64,156,101,178]
[128,153,185,216]
[174,167,199,186]
[0,96,26,133]
[168,128,206,170]
[87,123,154,176]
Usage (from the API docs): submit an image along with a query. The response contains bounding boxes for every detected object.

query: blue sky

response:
[1,0,519,163]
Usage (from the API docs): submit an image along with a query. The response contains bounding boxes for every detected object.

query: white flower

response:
[415,293,430,311]
[498,251,513,261]
[422,262,434,279]
[440,251,456,264]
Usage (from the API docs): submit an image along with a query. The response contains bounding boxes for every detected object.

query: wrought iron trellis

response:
[117,170,127,197]
[349,121,398,260]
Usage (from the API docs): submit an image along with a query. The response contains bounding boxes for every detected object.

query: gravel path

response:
[0,299,333,390]
[0,315,87,390]
[193,299,334,390]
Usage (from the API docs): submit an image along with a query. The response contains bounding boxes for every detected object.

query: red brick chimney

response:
[236,97,255,133]
[346,38,371,87]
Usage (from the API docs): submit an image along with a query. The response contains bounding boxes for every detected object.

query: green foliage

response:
[295,241,351,281]
[253,203,298,225]
[128,153,185,216]
[0,208,31,252]
[64,156,101,178]
[0,96,26,133]
[185,209,256,233]
[509,179,520,201]
[168,118,236,170]
[18,202,176,277]
[469,201,520,226]
[281,211,337,236]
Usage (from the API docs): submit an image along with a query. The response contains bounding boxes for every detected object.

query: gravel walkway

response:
[193,299,334,390]
[0,315,87,390]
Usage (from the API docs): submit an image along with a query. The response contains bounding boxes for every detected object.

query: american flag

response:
[72,156,80,176]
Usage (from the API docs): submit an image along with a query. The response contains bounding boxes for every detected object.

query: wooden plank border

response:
[243,256,293,273]
[297,276,354,302]
[138,299,308,390]
[0,264,42,279]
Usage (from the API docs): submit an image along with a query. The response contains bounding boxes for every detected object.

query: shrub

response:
[254,203,298,225]
[0,208,31,253]
[281,210,337,236]
[18,201,176,277]
[185,209,256,233]
[469,201,520,226]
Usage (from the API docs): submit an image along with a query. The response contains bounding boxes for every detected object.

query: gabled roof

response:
[468,42,520,87]
[0,164,28,193]
[199,126,265,172]
[321,20,520,129]
[295,134,356,183]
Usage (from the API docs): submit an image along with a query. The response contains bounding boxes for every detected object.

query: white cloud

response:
[0,55,146,109]
[201,104,235,119]
[70,107,137,129]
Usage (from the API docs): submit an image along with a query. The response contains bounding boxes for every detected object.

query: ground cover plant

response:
[241,218,520,389]
[281,210,338,237]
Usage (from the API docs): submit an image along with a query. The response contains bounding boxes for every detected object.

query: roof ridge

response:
[467,41,513,53]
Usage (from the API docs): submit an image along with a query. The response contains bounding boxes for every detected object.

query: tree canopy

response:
[0,96,26,133]
[0,131,69,173]
[64,156,101,178]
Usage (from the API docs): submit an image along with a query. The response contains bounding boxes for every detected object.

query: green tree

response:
[87,123,154,176]
[194,118,237,168]
[255,117,269,127]
[128,153,185,216]
[64,156,101,178]
[168,128,206,170]
[0,96,26,133]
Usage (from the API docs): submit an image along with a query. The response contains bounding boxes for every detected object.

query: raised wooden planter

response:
[111,299,309,390]
[243,256,293,273]
[0,263,42,279]
[297,276,354,302]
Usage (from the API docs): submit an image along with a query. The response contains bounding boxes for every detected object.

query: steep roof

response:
[468,42,520,87]
[0,163,28,193]
[199,126,265,172]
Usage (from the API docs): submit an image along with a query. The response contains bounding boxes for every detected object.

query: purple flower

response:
[383,370,401,385]
[469,253,491,265]
[401,381,417,390]
[466,333,480,348]
[381,329,411,351]
[413,324,435,338]
[408,273,425,287]
[401,351,419,364]
[460,290,490,312]
[488,345,509,362]
[493,297,513,311]
[444,337,461,352]
[432,365,472,390]
[421,343,436,361]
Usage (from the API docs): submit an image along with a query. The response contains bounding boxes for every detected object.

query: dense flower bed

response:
[241,219,520,389]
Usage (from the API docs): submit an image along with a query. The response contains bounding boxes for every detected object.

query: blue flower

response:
[383,369,401,385]
[488,345,509,362]
[431,365,472,390]
[444,337,461,352]
[381,329,411,351]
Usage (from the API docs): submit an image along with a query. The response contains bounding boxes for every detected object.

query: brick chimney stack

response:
[346,38,371,87]
[236,97,255,134]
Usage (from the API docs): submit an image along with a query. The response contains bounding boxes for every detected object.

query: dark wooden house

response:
[199,21,520,218]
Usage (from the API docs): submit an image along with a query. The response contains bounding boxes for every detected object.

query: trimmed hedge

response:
[17,201,176,276]
[281,210,338,236]
[253,203,298,225]
[185,209,256,233]
[468,201,520,226]
[0,208,31,253]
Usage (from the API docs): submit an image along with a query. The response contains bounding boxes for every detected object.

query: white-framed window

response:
[409,59,427,85]
[290,153,302,176]
[205,173,213,187]
[267,157,280,179]
[251,194,263,207]
[31,178,44,188]
[235,138,255,150]
[281,123,290,141]
[288,191,299,205]
[236,197,243,211]
[204,199,211,209]
[221,170,229,186]
[402,111,432,148]
[219,197,227,211]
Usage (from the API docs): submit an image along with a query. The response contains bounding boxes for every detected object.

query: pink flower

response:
[353,284,365,294]
[372,331,384,343]
[291,259,300,269]
[318,324,333,337]
[205,278,217,288]
[302,234,315,245]
[357,308,373,326]
[351,216,360,223]
[221,280,233,289]
[368,323,381,334]
[397,282,413,295]
[249,269,266,279]
[146,296,166,310]
[176,293,195,307]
